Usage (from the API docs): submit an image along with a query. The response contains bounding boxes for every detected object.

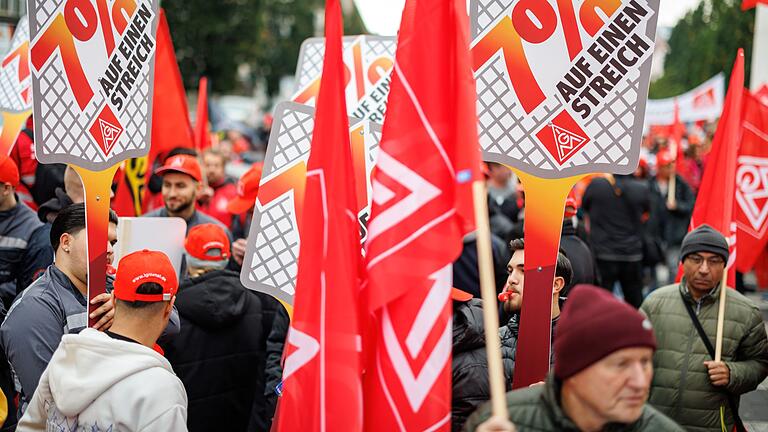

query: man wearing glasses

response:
[640,225,768,432]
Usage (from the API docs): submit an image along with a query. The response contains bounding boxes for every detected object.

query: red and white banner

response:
[645,73,725,128]
[363,0,482,430]
[274,0,363,430]
[736,92,768,272]
[683,51,744,287]
[29,0,159,171]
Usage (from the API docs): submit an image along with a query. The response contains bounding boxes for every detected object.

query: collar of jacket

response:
[678,278,721,307]
[540,374,652,432]
[51,264,87,307]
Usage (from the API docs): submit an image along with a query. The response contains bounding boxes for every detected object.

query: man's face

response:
[504,249,525,312]
[565,347,654,426]
[203,154,226,185]
[106,222,118,266]
[683,251,725,295]
[488,163,512,185]
[162,172,198,215]
[657,163,672,181]
[63,229,89,286]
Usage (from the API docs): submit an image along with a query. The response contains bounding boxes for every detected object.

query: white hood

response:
[19,328,188,432]
[47,328,173,416]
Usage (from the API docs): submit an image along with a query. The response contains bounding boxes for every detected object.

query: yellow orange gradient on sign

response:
[74,164,119,328]
[511,168,587,388]
[0,110,30,155]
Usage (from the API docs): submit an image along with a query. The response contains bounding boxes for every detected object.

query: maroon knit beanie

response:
[554,285,657,380]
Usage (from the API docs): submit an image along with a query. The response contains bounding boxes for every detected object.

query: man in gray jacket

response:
[0,204,180,419]
[641,225,768,431]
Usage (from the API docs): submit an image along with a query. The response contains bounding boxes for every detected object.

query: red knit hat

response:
[554,285,656,380]
[114,250,178,302]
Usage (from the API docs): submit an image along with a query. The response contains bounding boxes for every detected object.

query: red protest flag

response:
[670,99,686,170]
[194,77,211,151]
[273,1,363,430]
[111,10,193,216]
[144,9,194,211]
[363,0,482,429]
[681,50,744,287]
[735,91,768,272]
[743,0,768,11]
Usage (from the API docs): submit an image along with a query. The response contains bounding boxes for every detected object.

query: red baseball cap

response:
[227,162,263,215]
[114,250,178,302]
[185,223,231,261]
[451,287,473,302]
[0,156,19,187]
[156,155,202,182]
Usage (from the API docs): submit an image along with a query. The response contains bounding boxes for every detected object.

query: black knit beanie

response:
[679,224,729,263]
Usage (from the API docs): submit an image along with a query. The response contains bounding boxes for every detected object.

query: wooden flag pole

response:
[714,270,729,361]
[472,180,508,418]
[667,170,677,208]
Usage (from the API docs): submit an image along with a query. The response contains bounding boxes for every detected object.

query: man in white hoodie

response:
[18,250,188,432]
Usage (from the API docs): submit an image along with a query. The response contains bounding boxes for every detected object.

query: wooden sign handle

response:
[511,170,585,388]
[73,165,119,328]
[714,271,729,361]
[472,180,507,419]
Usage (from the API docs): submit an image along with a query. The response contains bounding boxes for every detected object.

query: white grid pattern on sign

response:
[0,17,30,112]
[365,38,396,64]
[472,0,513,38]
[263,109,314,177]
[248,195,300,296]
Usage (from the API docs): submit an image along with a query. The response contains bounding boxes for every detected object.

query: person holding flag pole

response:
[641,49,768,432]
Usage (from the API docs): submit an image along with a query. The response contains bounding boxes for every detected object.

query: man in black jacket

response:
[560,198,596,287]
[451,289,491,432]
[162,223,287,432]
[582,174,650,308]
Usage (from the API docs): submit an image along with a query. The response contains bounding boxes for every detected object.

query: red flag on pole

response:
[682,49,744,287]
[363,0,482,429]
[112,9,194,216]
[735,91,768,272]
[670,98,686,170]
[274,1,363,430]
[194,77,210,151]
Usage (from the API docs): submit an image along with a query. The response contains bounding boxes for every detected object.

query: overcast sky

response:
[353,0,703,36]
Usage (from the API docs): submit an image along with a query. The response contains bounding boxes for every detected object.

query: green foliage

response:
[162,0,368,97]
[649,0,754,98]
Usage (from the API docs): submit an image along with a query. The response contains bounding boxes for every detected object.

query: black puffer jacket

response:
[162,269,286,432]
[500,314,558,386]
[452,299,492,432]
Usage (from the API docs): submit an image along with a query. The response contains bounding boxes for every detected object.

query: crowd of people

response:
[0,120,764,432]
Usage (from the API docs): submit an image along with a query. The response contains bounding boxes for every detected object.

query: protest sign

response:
[0,17,32,155]
[645,73,725,128]
[28,0,159,325]
[240,101,380,305]
[114,217,186,276]
[293,35,395,123]
[471,0,660,387]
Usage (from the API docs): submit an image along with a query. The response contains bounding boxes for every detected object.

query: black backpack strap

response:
[679,289,746,432]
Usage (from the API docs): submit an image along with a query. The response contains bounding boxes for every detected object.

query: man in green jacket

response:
[641,225,768,432]
[465,285,683,432]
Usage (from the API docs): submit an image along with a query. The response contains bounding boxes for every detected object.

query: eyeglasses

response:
[686,254,725,268]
